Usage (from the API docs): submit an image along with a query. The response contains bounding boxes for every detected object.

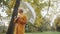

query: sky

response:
[0,6,8,17]
[0,6,8,26]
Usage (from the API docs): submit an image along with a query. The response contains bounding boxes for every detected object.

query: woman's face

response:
[18,9,23,14]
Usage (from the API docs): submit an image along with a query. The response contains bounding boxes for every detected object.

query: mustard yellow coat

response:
[14,14,27,34]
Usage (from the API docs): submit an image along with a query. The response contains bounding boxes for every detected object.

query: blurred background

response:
[0,0,60,34]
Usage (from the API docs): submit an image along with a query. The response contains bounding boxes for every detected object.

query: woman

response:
[14,8,27,34]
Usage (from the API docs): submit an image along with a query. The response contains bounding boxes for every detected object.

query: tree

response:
[54,16,60,31]
[6,0,20,34]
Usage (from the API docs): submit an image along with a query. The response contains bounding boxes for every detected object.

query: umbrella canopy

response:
[20,2,36,24]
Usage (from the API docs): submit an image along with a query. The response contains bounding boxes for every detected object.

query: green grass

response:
[26,32,60,34]
[0,32,60,34]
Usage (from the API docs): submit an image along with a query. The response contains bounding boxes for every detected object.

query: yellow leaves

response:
[54,16,60,27]
[24,0,28,2]
[34,0,39,4]
[6,8,11,16]
[34,15,43,27]
[35,7,40,15]
[31,3,36,8]
[6,0,16,16]
[8,0,16,8]
[47,25,51,30]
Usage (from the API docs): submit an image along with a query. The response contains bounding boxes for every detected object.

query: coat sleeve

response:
[14,16,19,24]
[20,15,27,25]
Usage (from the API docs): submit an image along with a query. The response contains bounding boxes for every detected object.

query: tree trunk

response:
[6,0,20,34]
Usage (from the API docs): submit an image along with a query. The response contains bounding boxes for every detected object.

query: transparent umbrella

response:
[20,2,36,24]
